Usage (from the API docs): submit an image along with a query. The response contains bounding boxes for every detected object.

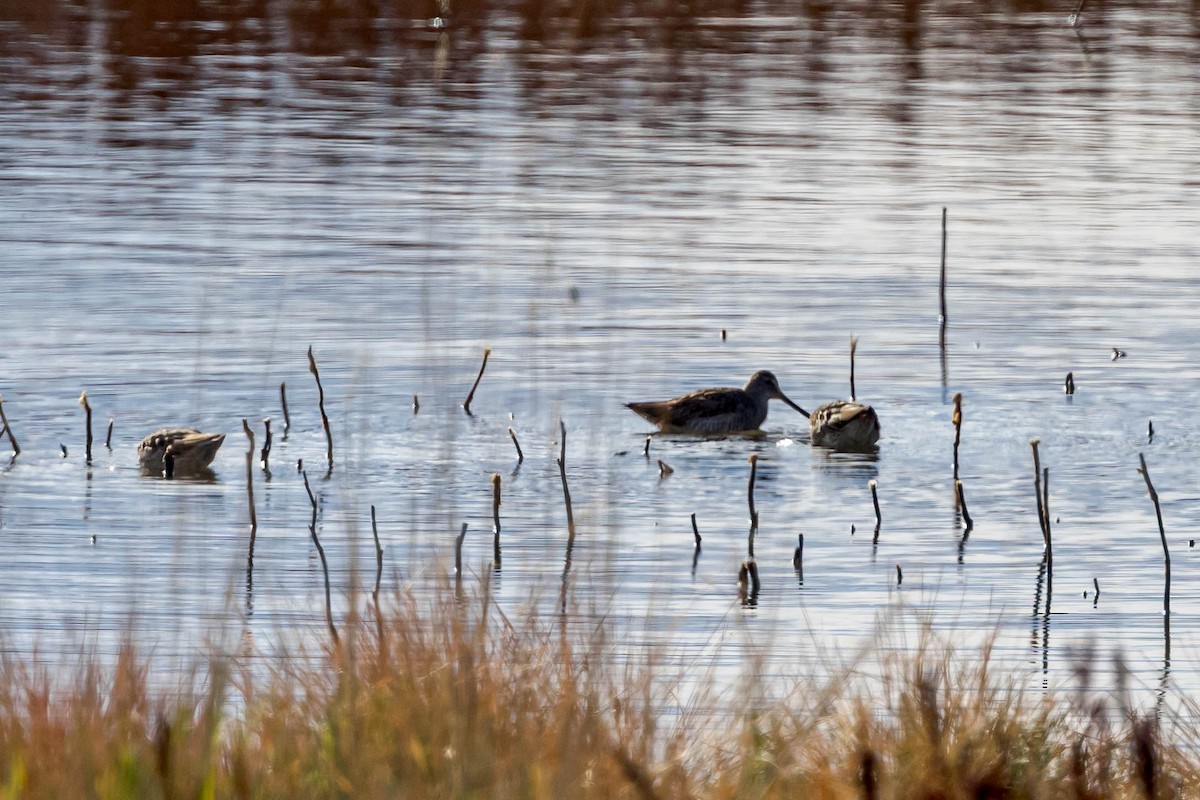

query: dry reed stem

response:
[370,504,383,601]
[491,474,502,565]
[79,391,93,463]
[0,393,20,456]
[279,381,291,435]
[557,420,575,540]
[1138,453,1171,617]
[869,479,881,532]
[242,419,257,537]
[463,347,491,414]
[105,418,113,450]
[1031,438,1048,544]
[691,513,701,548]
[260,417,272,471]
[306,346,333,467]
[507,427,524,462]
[850,335,858,402]
[1065,371,1075,395]
[747,454,759,526]
[956,480,973,532]
[302,469,338,646]
[939,206,948,344]
[952,392,963,481]
[793,533,804,569]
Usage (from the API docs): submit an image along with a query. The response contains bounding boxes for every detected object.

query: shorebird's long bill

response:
[777,393,810,420]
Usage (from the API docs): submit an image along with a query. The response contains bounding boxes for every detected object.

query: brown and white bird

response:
[137,428,225,475]
[805,399,880,451]
[625,371,808,435]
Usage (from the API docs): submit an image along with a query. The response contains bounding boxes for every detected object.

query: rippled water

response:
[2,0,1200,707]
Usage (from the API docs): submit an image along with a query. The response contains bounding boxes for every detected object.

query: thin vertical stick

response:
[507,427,524,463]
[492,474,502,566]
[1064,372,1075,395]
[747,454,759,526]
[260,417,272,472]
[0,394,20,456]
[793,534,804,569]
[870,480,882,530]
[952,392,963,481]
[463,347,491,414]
[557,420,576,539]
[455,523,467,575]
[279,382,291,436]
[939,207,948,339]
[1138,453,1170,617]
[79,391,93,463]
[1042,467,1052,542]
[896,564,903,586]
[307,347,334,468]
[691,513,702,548]
[242,419,257,537]
[956,480,973,532]
[302,470,339,646]
[370,505,383,602]
[850,336,858,402]
[1031,439,1048,542]
[105,419,113,451]
[412,394,420,413]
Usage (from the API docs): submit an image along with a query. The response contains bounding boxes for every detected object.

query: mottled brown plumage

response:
[625,371,808,434]
[807,399,880,451]
[138,428,225,474]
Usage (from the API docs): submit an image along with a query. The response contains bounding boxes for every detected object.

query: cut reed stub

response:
[105,418,114,451]
[657,459,674,478]
[79,391,93,464]
[896,564,903,586]
[1064,372,1075,395]
[691,513,701,547]
[792,533,804,569]
[279,382,291,435]
[412,394,420,413]
[642,435,651,458]
[869,479,882,528]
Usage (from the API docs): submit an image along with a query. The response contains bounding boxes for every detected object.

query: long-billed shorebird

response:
[138,428,225,474]
[625,371,808,435]
[626,371,880,449]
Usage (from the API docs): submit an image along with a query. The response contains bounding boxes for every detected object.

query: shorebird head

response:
[746,371,810,419]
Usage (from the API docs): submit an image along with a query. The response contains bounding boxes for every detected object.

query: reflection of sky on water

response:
[0,1,1198,710]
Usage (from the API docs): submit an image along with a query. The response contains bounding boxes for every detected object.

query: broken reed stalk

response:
[850,336,858,402]
[939,206,948,340]
[242,419,257,536]
[463,347,491,414]
[370,505,383,601]
[955,480,973,532]
[79,391,93,463]
[896,564,903,585]
[747,454,759,526]
[951,392,963,480]
[1064,372,1075,395]
[306,346,333,467]
[491,473,502,565]
[279,382,291,436]
[657,460,673,477]
[738,560,761,597]
[793,533,804,569]
[642,435,651,458]
[0,394,19,456]
[691,513,701,548]
[301,469,339,645]
[557,420,576,539]
[260,418,272,471]
[105,419,113,450]
[1138,453,1171,616]
[507,427,524,463]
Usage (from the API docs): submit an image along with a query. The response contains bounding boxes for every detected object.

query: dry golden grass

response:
[0,581,1195,799]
